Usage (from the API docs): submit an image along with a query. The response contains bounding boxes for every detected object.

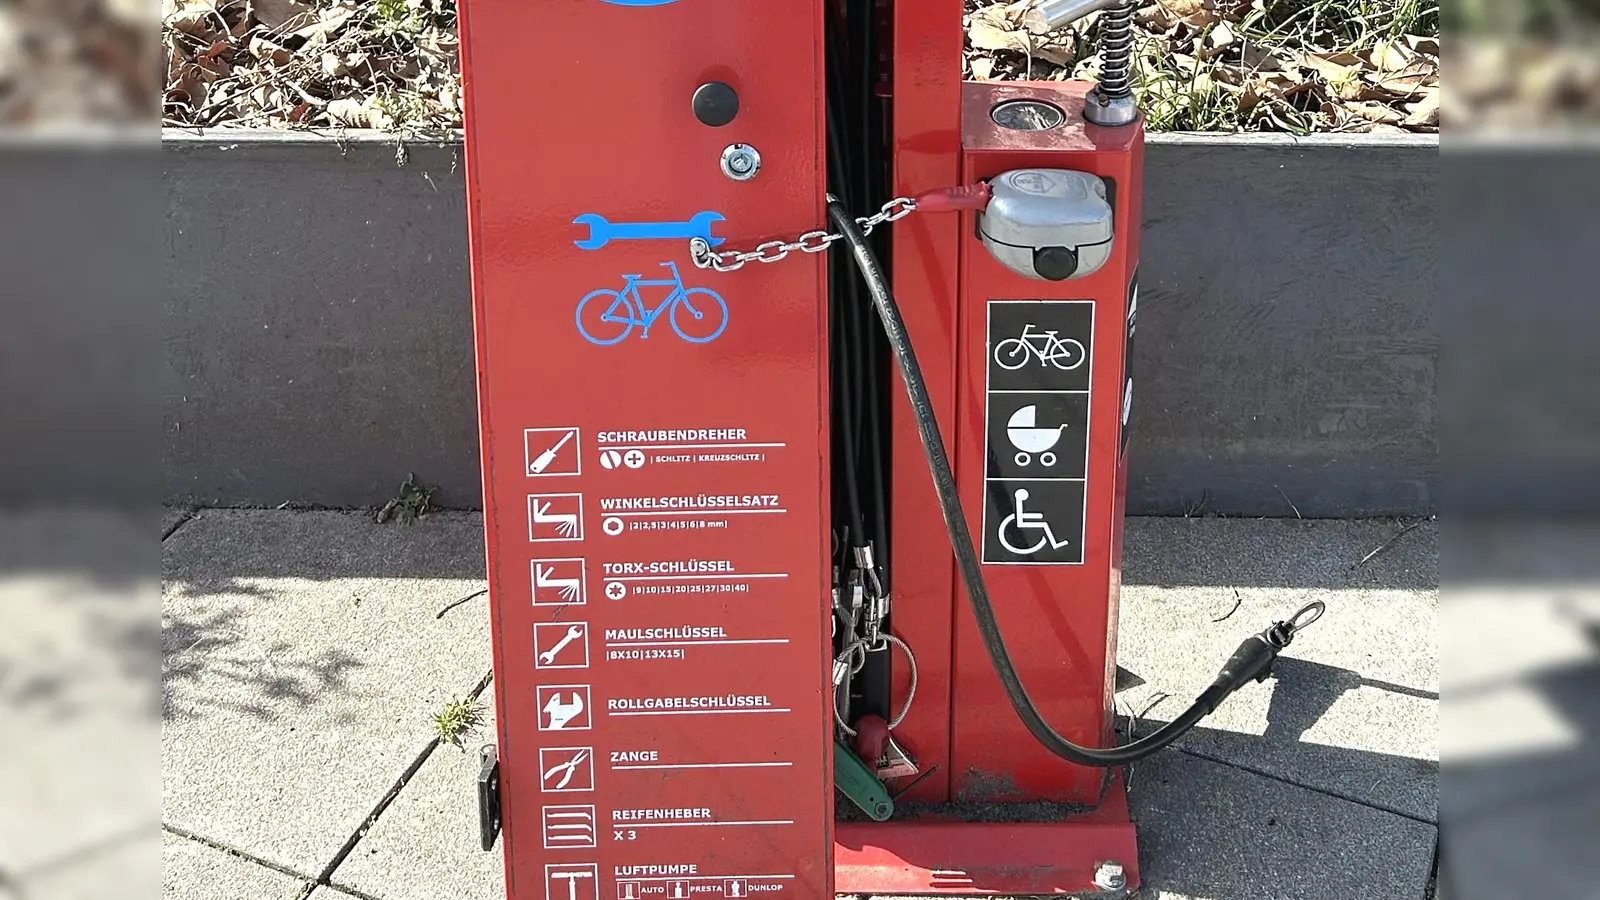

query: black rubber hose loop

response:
[826,196,1316,767]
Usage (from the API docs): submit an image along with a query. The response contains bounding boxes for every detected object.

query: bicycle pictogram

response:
[993,323,1086,371]
[576,261,729,346]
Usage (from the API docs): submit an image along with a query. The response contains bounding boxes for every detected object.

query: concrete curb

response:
[152,128,1438,514]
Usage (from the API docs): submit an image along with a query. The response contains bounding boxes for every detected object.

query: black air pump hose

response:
[824,197,1324,767]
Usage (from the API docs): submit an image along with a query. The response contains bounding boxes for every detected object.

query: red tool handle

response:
[914,183,992,213]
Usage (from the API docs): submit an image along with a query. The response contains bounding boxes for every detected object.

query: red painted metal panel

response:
[458,3,833,899]
[834,771,1140,894]
[952,82,1144,803]
[884,0,967,805]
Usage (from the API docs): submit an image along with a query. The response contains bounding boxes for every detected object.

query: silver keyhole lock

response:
[721,144,761,182]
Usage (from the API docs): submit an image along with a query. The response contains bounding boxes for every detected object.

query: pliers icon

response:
[542,749,591,789]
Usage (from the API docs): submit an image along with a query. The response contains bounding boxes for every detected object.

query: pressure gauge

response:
[990,99,1065,131]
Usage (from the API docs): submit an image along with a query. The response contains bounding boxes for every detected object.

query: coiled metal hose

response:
[1096,0,1136,101]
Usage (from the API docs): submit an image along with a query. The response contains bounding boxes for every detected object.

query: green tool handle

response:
[833,740,893,822]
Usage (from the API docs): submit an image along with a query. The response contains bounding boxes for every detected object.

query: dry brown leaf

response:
[248,35,291,66]
[293,5,354,43]
[1403,88,1440,127]
[1137,4,1177,32]
[1351,101,1403,124]
[1211,64,1244,87]
[1369,41,1412,72]
[1404,34,1440,58]
[1372,60,1439,96]
[1158,0,1219,27]
[251,0,313,31]
[971,56,996,80]
[326,96,367,127]
[1207,20,1235,50]
[969,20,1028,53]
[1297,51,1366,81]
[1367,123,1409,134]
[1240,44,1284,72]
[168,11,223,40]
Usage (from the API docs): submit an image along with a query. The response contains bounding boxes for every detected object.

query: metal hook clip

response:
[1266,600,1326,649]
[1285,600,1326,635]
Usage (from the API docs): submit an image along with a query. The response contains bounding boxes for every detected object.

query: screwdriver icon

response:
[543,749,591,789]
[530,430,576,474]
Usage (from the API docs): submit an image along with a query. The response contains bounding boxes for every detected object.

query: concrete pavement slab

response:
[163,507,194,539]
[1445,778,1600,900]
[1116,518,1438,821]
[1131,750,1437,900]
[0,510,159,876]
[161,831,308,900]
[14,828,160,900]
[1439,526,1600,900]
[330,693,503,900]
[161,509,491,875]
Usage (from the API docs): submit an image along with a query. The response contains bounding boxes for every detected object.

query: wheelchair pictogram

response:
[996,488,1074,556]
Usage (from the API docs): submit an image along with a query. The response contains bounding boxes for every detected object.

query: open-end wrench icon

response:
[539,624,585,665]
[573,211,725,251]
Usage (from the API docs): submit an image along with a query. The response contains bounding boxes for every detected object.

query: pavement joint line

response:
[304,883,386,900]
[1425,832,1440,900]
[162,506,199,541]
[318,668,496,895]
[162,822,319,886]
[1172,745,1438,825]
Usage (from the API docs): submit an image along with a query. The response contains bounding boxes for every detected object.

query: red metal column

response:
[952,81,1143,804]
[459,4,834,900]
[880,0,966,805]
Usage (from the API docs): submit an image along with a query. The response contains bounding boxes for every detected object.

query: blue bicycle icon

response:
[576,261,729,346]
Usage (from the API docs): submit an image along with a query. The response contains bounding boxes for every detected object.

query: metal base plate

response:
[833,770,1139,895]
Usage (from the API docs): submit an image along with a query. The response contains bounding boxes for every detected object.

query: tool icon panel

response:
[542,804,598,849]
[546,863,599,900]
[527,428,582,477]
[535,622,591,670]
[531,558,588,606]
[529,494,585,542]
[537,685,592,732]
[539,747,595,793]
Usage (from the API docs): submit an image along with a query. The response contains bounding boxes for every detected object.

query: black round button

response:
[1033,246,1079,281]
[693,82,740,127]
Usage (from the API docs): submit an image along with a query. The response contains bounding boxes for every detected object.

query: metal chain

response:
[689,196,918,273]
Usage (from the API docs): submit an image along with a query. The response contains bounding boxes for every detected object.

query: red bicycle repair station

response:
[457,1,1155,898]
